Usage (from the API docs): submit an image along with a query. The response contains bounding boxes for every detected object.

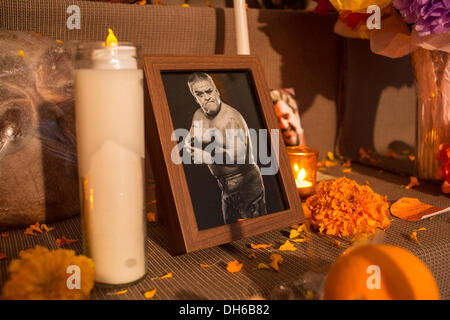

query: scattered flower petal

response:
[343,159,351,167]
[256,263,271,270]
[199,260,221,268]
[247,253,256,260]
[113,289,128,295]
[289,229,300,239]
[0,253,7,260]
[147,212,157,223]
[341,168,352,173]
[159,272,173,279]
[410,231,420,244]
[56,236,78,247]
[1,233,9,238]
[40,224,54,232]
[387,149,397,159]
[278,240,297,251]
[24,228,37,236]
[29,222,42,234]
[291,236,307,243]
[305,290,315,300]
[405,176,420,189]
[327,152,335,161]
[17,50,24,58]
[250,243,272,249]
[269,253,283,272]
[144,288,157,299]
[226,260,243,273]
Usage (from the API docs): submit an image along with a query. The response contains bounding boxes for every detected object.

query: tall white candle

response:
[75,44,146,285]
[233,0,250,55]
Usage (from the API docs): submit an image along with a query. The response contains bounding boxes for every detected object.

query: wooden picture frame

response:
[143,55,303,255]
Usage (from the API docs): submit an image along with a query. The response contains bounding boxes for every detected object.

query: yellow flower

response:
[330,0,392,13]
[1,246,95,300]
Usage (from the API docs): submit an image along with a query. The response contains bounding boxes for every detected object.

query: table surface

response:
[0,163,449,300]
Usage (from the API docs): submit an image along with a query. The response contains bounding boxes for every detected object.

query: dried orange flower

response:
[226,260,243,273]
[269,254,283,272]
[1,246,95,300]
[306,177,391,238]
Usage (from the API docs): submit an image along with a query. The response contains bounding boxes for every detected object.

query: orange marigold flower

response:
[1,246,95,300]
[306,177,391,238]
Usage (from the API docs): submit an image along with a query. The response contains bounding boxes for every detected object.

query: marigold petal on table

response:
[144,288,157,299]
[256,263,271,270]
[269,254,283,272]
[250,243,272,249]
[278,240,297,251]
[226,260,243,273]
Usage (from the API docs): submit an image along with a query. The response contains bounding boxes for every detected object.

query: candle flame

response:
[106,28,118,47]
[294,163,299,172]
[297,168,306,182]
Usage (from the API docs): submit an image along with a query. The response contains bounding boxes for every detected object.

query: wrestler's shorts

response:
[216,165,267,224]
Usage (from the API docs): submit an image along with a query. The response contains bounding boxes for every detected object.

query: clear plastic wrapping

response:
[0,31,79,230]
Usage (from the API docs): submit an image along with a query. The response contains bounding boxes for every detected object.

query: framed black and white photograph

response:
[143,56,303,255]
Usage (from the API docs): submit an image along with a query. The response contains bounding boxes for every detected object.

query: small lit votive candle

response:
[287,146,318,199]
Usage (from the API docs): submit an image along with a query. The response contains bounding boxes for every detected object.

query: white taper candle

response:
[233,0,250,55]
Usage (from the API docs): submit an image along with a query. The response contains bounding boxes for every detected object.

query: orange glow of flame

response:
[294,165,311,188]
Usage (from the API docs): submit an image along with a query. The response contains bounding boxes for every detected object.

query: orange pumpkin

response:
[324,244,440,300]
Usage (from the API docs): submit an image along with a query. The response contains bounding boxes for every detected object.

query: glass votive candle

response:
[286,146,319,199]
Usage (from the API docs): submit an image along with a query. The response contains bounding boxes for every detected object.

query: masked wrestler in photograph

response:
[184,72,267,224]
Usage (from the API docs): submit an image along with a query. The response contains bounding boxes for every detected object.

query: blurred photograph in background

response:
[271,88,307,147]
